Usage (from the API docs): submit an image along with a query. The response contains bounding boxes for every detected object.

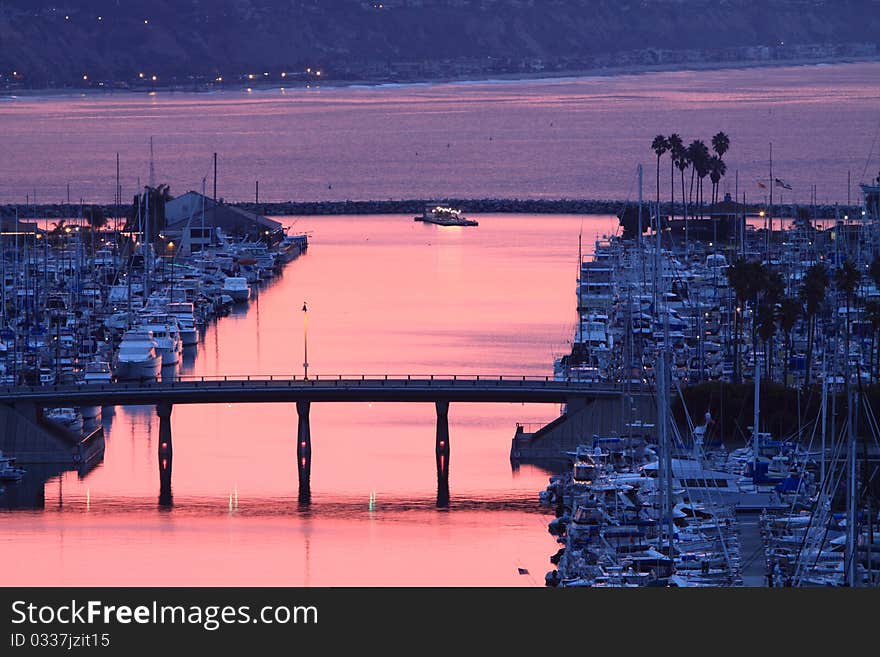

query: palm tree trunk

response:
[681,170,688,245]
[670,158,675,222]
[656,156,661,213]
[689,168,696,219]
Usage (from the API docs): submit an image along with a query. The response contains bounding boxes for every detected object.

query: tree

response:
[674,143,691,243]
[834,259,861,382]
[83,206,107,230]
[687,140,710,219]
[618,205,646,241]
[778,297,801,385]
[727,257,757,383]
[667,134,683,223]
[711,131,730,160]
[800,263,829,388]
[651,135,669,216]
[709,155,727,206]
[756,302,776,379]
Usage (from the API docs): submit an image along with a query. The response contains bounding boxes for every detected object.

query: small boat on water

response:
[222,276,250,302]
[45,407,84,434]
[414,205,478,227]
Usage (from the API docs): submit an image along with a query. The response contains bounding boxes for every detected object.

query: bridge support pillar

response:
[296,400,312,504]
[157,402,173,508]
[435,401,450,508]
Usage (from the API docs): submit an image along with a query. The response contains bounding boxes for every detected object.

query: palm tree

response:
[651,135,669,216]
[835,259,861,381]
[667,133,683,222]
[674,145,691,242]
[755,268,784,361]
[727,257,759,383]
[709,155,727,206]
[800,263,829,387]
[712,131,730,160]
[756,302,776,379]
[778,297,801,385]
[687,140,710,219]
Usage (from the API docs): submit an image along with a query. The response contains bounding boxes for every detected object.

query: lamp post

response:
[302,301,309,379]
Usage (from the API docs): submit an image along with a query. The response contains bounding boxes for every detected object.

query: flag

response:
[757,180,767,189]
[774,178,792,190]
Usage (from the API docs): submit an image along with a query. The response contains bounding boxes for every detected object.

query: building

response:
[163,191,284,255]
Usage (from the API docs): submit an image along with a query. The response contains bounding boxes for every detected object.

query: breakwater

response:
[0,199,863,220]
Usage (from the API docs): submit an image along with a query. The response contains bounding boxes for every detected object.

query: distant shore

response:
[0,198,863,221]
[3,54,879,99]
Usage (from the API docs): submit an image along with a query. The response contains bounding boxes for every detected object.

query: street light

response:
[302,301,309,379]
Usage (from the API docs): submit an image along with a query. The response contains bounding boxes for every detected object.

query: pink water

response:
[1,213,619,586]
[2,61,877,586]
[1,62,878,206]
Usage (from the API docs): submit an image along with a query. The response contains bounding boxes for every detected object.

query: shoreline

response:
[0,198,863,221]
[2,54,879,99]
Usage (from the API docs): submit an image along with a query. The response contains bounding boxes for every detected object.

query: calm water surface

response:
[1,62,879,205]
[1,213,618,586]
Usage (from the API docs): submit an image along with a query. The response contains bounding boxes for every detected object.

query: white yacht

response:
[222,276,250,302]
[80,360,113,421]
[138,313,183,365]
[113,329,162,380]
[166,302,199,346]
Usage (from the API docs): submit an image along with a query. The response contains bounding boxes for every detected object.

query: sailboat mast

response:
[820,356,828,489]
[768,142,773,260]
[638,164,643,249]
[846,384,858,586]
[753,358,761,478]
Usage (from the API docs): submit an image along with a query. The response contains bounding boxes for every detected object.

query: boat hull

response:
[113,356,162,381]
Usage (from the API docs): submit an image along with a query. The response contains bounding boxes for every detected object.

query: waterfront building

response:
[164,191,284,254]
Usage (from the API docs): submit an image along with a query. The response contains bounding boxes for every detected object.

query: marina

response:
[1,61,879,588]
[525,159,880,587]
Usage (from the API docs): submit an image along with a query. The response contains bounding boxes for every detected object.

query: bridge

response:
[1,374,627,506]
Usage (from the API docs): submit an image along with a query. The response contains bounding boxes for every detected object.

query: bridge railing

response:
[0,374,631,396]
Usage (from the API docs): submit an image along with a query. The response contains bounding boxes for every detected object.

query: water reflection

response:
[0,459,104,510]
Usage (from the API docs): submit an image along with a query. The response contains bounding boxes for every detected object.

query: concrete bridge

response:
[1,374,631,506]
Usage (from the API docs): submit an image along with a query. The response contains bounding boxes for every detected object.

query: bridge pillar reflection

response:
[435,400,450,508]
[296,400,312,504]
[157,402,173,509]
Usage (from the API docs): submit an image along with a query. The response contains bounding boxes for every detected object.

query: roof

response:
[165,191,281,232]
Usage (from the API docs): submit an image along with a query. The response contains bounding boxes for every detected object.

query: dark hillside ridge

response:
[1,1,878,88]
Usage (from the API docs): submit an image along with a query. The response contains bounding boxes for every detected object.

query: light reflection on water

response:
[2,213,608,586]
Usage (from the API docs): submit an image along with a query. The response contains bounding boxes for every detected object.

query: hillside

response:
[1,0,879,87]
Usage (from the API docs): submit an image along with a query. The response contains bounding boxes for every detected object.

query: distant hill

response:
[1,0,879,88]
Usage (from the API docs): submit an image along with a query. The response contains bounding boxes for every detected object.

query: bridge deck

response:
[1,375,627,407]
